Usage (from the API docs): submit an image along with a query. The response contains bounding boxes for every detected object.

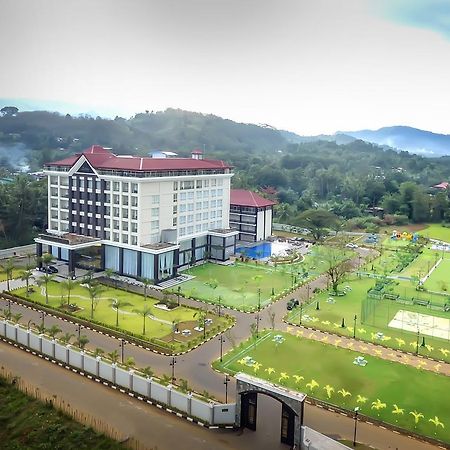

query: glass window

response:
[218,179,223,186]
[113,182,120,191]
[105,181,111,190]
[151,207,159,218]
[203,211,209,220]
[131,236,137,245]
[196,213,202,221]
[173,217,177,226]
[203,190,209,198]
[187,192,194,200]
[173,205,178,214]
[113,232,119,242]
[196,201,202,210]
[173,193,178,203]
[210,200,217,208]
[151,220,159,230]
[180,192,187,201]
[187,203,194,212]
[122,221,129,231]
[87,179,93,189]
[113,194,119,204]
[179,227,186,236]
[131,197,138,207]
[203,201,208,209]
[180,216,186,224]
[187,214,194,223]
[217,188,223,196]
[211,179,217,187]
[131,183,138,193]
[122,182,129,192]
[195,224,201,232]
[211,189,217,197]
[122,234,128,244]
[196,180,202,188]
[122,195,129,206]
[113,220,119,230]
[204,180,209,187]
[187,226,194,234]
[131,223,138,233]
[173,181,178,191]
[131,210,138,220]
[179,204,186,213]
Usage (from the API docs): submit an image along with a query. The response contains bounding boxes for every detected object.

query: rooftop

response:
[432,181,449,190]
[230,189,276,208]
[46,145,231,172]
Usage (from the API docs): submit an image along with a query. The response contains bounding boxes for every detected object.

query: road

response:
[0,342,443,450]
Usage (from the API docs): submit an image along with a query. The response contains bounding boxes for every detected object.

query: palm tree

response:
[11,312,22,324]
[429,416,444,433]
[324,384,334,399]
[371,399,387,415]
[61,278,78,306]
[59,332,75,345]
[82,273,104,319]
[1,308,12,320]
[392,404,404,422]
[110,298,132,328]
[21,267,34,297]
[36,272,55,304]
[107,349,120,364]
[104,268,116,287]
[93,347,105,358]
[123,356,135,370]
[306,379,319,392]
[41,252,54,272]
[140,366,154,378]
[409,410,424,428]
[46,325,61,339]
[76,334,89,350]
[139,277,153,301]
[4,258,15,291]
[133,304,153,335]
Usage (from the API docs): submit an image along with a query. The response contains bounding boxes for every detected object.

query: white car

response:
[345,243,359,248]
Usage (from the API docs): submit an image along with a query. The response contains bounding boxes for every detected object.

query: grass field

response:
[215,331,450,443]
[286,277,450,362]
[175,247,350,311]
[0,375,125,450]
[13,281,230,351]
[421,224,450,243]
[424,257,450,293]
[0,267,25,282]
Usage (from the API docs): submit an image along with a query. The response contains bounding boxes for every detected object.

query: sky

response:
[0,0,449,135]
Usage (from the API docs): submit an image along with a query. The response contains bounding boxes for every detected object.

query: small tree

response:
[140,366,154,378]
[268,311,276,330]
[1,309,12,320]
[133,304,153,335]
[59,332,75,345]
[4,258,15,291]
[47,325,61,339]
[110,298,132,328]
[76,334,89,350]
[139,277,153,301]
[104,268,118,288]
[93,347,105,357]
[250,323,258,349]
[11,312,23,324]
[82,272,104,319]
[179,378,190,393]
[123,356,135,370]
[62,278,78,306]
[107,349,120,364]
[320,247,352,294]
[21,267,34,297]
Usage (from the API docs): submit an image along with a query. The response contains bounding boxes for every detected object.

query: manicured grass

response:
[424,257,450,293]
[13,281,230,351]
[0,267,25,282]
[176,247,350,311]
[421,224,450,243]
[0,376,125,450]
[287,277,450,362]
[215,331,450,443]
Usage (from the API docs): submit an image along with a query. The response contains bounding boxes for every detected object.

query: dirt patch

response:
[58,304,82,313]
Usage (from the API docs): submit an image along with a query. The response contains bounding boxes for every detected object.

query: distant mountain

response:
[280,130,356,145]
[342,126,450,157]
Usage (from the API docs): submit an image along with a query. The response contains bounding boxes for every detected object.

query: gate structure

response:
[235,373,306,447]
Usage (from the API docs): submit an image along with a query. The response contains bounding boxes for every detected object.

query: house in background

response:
[431,181,449,191]
[36,145,238,283]
[229,189,276,242]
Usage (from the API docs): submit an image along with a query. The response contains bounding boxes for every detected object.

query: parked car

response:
[345,243,359,249]
[287,298,300,310]
[39,265,58,274]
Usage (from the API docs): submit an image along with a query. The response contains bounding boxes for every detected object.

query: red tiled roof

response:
[47,145,231,171]
[432,182,449,189]
[230,189,276,207]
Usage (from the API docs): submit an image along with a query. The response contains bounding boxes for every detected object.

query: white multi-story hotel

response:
[36,145,238,283]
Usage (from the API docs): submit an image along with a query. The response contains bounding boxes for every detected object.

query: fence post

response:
[14,323,19,341]
[80,351,85,372]
[95,356,101,377]
[187,392,192,415]
[147,377,152,399]
[65,345,70,364]
[112,363,116,384]
[167,384,172,406]
[38,334,43,353]
[26,329,30,347]
[129,369,134,391]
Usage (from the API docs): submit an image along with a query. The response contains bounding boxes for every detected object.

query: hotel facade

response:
[36,146,238,283]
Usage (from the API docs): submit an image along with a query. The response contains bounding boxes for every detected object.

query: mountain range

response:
[1,98,449,160]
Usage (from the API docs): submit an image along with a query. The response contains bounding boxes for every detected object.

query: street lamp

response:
[217,295,222,317]
[224,374,230,403]
[170,357,177,383]
[119,338,126,363]
[40,311,46,327]
[299,302,303,326]
[256,288,261,338]
[27,319,32,331]
[416,329,420,355]
[76,324,83,344]
[177,286,181,306]
[353,314,357,339]
[8,299,11,314]
[219,334,225,362]
[353,407,360,447]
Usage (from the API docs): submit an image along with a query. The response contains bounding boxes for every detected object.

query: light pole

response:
[416,328,420,355]
[40,311,46,327]
[353,314,357,339]
[27,319,32,331]
[218,295,222,317]
[76,324,83,344]
[8,299,11,314]
[120,338,126,363]
[299,302,303,326]
[219,334,225,362]
[170,357,177,383]
[307,284,310,302]
[353,407,359,447]
[177,286,181,306]
[224,374,230,403]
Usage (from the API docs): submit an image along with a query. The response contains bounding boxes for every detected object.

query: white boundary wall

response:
[0,319,235,425]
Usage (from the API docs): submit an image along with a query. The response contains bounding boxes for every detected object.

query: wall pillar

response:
[36,243,43,268]
[136,252,142,278]
[68,250,75,277]
[119,248,124,275]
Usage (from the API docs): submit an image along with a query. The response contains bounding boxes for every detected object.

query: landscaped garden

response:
[12,281,232,353]
[286,276,450,363]
[174,246,352,312]
[214,331,450,443]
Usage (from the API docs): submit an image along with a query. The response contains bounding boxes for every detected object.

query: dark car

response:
[286,298,299,310]
[39,265,58,274]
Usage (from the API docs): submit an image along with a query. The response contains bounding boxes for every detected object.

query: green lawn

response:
[0,375,126,450]
[175,247,351,311]
[424,257,450,293]
[421,224,450,243]
[287,277,450,362]
[0,267,25,282]
[215,331,450,443]
[13,281,230,352]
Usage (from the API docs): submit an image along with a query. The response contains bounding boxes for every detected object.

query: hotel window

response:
[131,183,138,193]
[202,223,208,231]
[173,181,178,191]
[113,194,119,204]
[180,180,194,190]
[218,179,223,186]
[195,224,201,232]
[203,212,209,220]
[105,206,111,215]
[196,191,202,199]
[187,214,194,223]
[211,179,217,187]
[113,207,119,217]
[196,213,202,221]
[131,210,138,220]
[180,192,187,201]
[204,180,209,187]
[79,178,85,189]
[187,226,194,234]
[180,216,186,224]
[173,217,177,226]
[113,220,119,230]
[122,209,128,219]
[105,218,111,228]
[151,207,159,218]
[122,234,128,244]
[113,232,119,242]
[87,179,93,189]
[196,180,202,188]
[217,209,223,217]
[173,205,178,214]
[151,220,159,230]
[217,199,223,207]
[122,182,129,193]
[104,231,110,240]
[51,187,58,197]
[180,204,186,213]
[210,200,217,208]
[131,236,137,245]
[173,193,178,203]
[131,196,138,207]
[187,203,194,212]
[151,195,160,204]
[196,201,202,210]
[211,210,216,219]
[187,192,194,200]
[211,189,217,197]
[131,223,138,233]
[113,182,120,191]
[105,194,111,203]
[179,227,186,236]
[105,181,111,190]
[203,201,208,209]
[95,180,101,190]
[50,176,58,185]
[122,221,129,231]
[203,190,209,198]
[217,188,223,196]
[122,195,129,206]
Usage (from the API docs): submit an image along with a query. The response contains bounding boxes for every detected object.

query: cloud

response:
[380,0,450,40]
